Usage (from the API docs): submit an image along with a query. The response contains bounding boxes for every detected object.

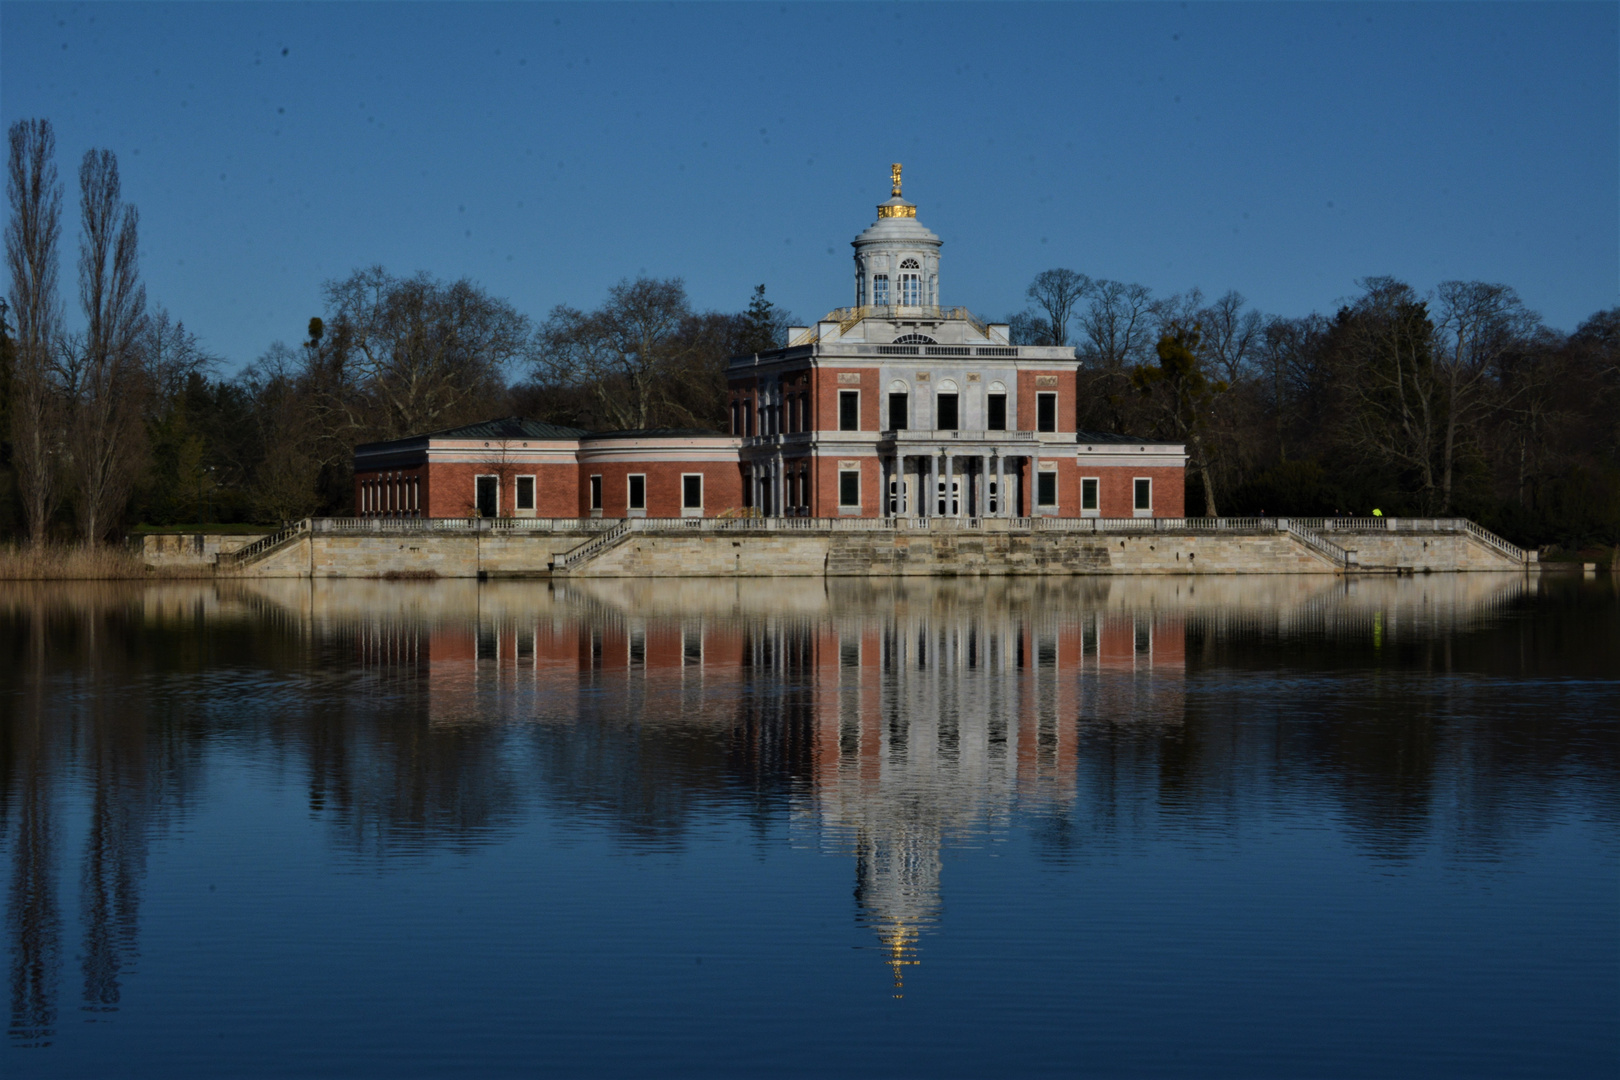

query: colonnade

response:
[881,450,1036,519]
[742,449,1042,519]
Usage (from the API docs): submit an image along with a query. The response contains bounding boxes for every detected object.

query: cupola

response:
[852,164,942,310]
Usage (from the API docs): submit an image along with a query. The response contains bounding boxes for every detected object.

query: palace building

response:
[353,167,1186,521]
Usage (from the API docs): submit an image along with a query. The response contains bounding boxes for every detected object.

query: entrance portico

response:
[879,431,1047,519]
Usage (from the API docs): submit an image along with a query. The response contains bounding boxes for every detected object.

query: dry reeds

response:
[0,543,210,580]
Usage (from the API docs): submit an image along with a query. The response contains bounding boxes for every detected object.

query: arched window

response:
[987,381,1008,431]
[900,258,922,306]
[887,379,910,431]
[892,334,936,345]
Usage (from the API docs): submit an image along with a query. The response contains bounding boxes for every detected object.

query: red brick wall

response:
[729,377,758,436]
[1076,465,1185,518]
[576,459,745,517]
[1016,370,1077,433]
[812,454,880,516]
[814,368,879,432]
[416,461,579,518]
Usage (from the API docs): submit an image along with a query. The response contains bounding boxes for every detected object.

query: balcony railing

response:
[881,429,1038,443]
[789,305,994,345]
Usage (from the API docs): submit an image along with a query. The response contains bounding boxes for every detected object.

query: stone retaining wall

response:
[134,533,261,567]
[214,524,1529,579]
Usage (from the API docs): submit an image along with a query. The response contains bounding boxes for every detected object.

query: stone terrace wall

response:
[135,533,260,568]
[581,530,1336,578]
[219,522,1527,579]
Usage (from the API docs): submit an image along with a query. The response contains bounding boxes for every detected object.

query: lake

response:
[2,574,1615,1078]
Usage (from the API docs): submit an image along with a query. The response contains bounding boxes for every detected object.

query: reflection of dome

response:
[853,823,942,996]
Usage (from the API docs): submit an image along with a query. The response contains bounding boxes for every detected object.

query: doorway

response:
[475,475,498,518]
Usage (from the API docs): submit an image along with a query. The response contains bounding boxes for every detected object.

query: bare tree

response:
[1077,279,1156,369]
[1433,281,1537,512]
[141,307,216,412]
[1024,268,1090,347]
[5,120,65,545]
[319,267,529,442]
[1072,280,1156,432]
[1339,277,1443,512]
[536,277,700,431]
[242,343,323,523]
[66,149,148,544]
[1005,309,1052,346]
[1196,290,1265,384]
[1132,323,1228,516]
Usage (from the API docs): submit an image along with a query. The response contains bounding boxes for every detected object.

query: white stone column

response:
[994,454,1006,517]
[777,453,790,521]
[943,453,955,517]
[1030,448,1042,517]
[928,453,939,518]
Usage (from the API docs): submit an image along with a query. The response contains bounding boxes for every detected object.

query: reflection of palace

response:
[2,572,1559,1029]
[347,581,1190,991]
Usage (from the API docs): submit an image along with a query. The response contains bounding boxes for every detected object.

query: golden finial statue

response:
[877,163,916,217]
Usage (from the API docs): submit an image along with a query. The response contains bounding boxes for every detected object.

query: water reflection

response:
[2,574,1615,1034]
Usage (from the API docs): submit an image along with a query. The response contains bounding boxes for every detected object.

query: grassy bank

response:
[0,544,213,580]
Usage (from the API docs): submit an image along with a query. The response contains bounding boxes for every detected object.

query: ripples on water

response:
[1,574,1616,1077]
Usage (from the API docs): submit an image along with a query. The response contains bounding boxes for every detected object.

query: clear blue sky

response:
[3,2,1615,371]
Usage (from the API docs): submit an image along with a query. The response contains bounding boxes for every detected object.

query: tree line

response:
[4,116,1615,549]
[0,119,793,542]
[1011,268,1619,547]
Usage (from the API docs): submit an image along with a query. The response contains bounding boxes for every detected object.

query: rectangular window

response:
[872,275,889,305]
[839,390,860,431]
[1081,477,1099,512]
[1037,392,1057,432]
[628,474,646,511]
[745,402,754,436]
[682,474,703,510]
[475,475,498,518]
[888,392,908,431]
[839,470,861,508]
[901,273,921,306]
[515,476,536,511]
[1037,471,1057,507]
[987,393,1006,431]
[1134,477,1152,513]
[936,393,958,431]
[589,475,603,511]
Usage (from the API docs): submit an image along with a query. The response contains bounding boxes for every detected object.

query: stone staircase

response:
[216,519,310,571]
[551,520,635,574]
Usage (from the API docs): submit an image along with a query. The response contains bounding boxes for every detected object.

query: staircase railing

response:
[554,519,633,572]
[1284,520,1351,568]
[1461,520,1526,563]
[217,519,310,569]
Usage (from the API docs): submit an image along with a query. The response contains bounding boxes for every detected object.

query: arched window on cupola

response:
[899,258,922,306]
